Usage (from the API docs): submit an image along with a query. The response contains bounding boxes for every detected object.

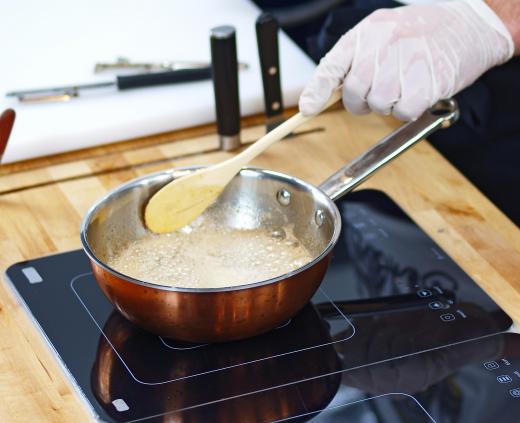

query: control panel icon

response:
[440,313,455,322]
[429,301,446,310]
[484,361,499,370]
[497,375,512,384]
[417,289,432,298]
[509,388,520,398]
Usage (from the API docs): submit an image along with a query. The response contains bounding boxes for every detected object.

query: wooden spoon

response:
[144,89,343,233]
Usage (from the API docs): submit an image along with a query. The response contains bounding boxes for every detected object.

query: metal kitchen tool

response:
[6,68,214,103]
[210,25,242,151]
[94,56,249,74]
[81,99,459,342]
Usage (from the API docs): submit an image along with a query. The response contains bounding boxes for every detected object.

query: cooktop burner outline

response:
[270,393,436,423]
[106,392,436,423]
[121,391,436,423]
[159,318,294,350]
[158,337,209,350]
[70,272,356,386]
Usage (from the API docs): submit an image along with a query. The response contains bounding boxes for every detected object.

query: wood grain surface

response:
[0,109,519,422]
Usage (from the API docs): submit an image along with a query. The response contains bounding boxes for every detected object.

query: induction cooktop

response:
[5,190,520,422]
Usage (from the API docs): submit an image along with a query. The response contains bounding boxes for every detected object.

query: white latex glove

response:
[299,0,514,121]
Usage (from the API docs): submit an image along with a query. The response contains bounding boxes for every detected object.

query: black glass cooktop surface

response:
[5,190,519,422]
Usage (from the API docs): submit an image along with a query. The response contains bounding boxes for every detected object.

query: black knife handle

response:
[116,68,212,90]
[210,25,241,144]
[256,13,283,118]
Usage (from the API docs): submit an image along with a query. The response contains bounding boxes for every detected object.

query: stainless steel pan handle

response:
[319,99,460,201]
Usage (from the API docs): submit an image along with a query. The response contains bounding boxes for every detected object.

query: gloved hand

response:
[299,0,514,121]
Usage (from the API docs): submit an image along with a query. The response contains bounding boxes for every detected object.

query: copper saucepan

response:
[80,100,459,342]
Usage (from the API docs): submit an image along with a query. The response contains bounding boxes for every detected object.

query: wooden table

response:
[0,109,519,422]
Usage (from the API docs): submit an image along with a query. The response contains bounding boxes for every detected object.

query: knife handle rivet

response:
[268,66,278,76]
[271,101,281,111]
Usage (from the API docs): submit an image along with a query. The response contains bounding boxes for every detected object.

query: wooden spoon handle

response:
[223,88,343,170]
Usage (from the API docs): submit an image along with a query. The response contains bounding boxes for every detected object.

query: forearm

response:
[486,0,520,55]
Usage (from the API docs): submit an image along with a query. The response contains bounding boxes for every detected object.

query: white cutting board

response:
[0,0,316,163]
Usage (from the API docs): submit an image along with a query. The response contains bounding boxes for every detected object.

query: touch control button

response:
[417,289,432,298]
[509,388,520,398]
[484,361,499,370]
[429,301,446,310]
[498,375,513,384]
[440,313,455,322]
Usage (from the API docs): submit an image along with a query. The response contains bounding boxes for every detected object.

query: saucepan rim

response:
[80,166,342,293]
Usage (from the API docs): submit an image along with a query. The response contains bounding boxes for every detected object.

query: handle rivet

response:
[271,228,286,239]
[271,101,280,111]
[315,209,325,227]
[268,66,277,75]
[277,189,291,206]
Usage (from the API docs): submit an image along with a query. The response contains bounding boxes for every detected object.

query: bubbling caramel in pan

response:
[106,219,313,289]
